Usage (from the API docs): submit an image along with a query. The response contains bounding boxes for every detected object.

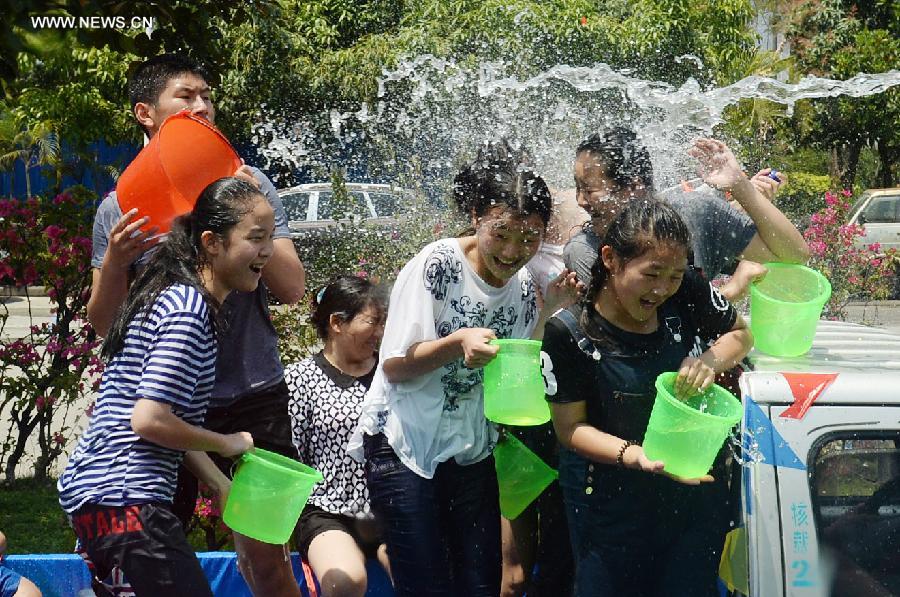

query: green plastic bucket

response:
[750,263,831,357]
[642,372,742,478]
[222,448,323,544]
[494,432,557,519]
[483,339,550,426]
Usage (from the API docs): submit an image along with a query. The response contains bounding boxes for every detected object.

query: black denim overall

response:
[554,306,729,597]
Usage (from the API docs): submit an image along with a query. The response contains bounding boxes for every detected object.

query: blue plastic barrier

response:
[5,552,393,597]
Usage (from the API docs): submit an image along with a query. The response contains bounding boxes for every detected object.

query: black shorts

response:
[172,380,297,527]
[70,503,212,597]
[293,505,383,560]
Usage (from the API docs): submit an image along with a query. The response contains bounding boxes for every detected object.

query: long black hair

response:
[453,139,552,227]
[102,177,264,360]
[582,199,691,330]
[309,275,388,340]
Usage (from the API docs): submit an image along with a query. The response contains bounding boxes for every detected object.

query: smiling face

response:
[575,151,649,236]
[331,304,385,362]
[471,205,545,287]
[597,237,688,331]
[203,196,275,301]
[136,73,215,137]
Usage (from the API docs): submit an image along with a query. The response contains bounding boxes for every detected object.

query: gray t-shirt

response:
[563,187,757,285]
[91,166,293,407]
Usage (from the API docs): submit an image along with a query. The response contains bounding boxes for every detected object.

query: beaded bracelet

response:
[616,440,636,468]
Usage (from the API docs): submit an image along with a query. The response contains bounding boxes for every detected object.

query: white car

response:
[277,182,414,236]
[849,188,900,252]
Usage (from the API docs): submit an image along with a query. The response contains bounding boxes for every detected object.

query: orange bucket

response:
[117,111,241,233]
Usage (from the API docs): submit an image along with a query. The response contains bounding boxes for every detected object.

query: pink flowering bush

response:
[803,190,897,320]
[186,485,232,550]
[0,186,102,483]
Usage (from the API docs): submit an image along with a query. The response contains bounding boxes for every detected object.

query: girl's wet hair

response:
[310,275,388,340]
[583,199,691,306]
[102,177,264,360]
[453,139,552,226]
[576,127,654,191]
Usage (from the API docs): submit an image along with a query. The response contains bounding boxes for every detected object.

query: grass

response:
[0,478,75,554]
[0,477,231,554]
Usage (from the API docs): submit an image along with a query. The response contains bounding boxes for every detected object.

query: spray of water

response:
[251,56,900,194]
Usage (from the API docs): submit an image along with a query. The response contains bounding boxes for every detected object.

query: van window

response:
[811,435,900,595]
[370,192,401,217]
[862,196,900,223]
[317,191,369,220]
[281,192,310,222]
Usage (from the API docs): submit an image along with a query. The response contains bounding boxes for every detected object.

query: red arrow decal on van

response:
[779,373,838,419]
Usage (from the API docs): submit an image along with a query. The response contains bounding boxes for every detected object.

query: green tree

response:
[0,112,59,198]
[785,0,900,187]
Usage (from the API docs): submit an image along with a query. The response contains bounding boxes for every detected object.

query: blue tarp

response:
[5,552,393,597]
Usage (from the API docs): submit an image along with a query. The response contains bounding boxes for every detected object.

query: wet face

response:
[333,305,385,361]
[472,206,545,287]
[137,73,214,137]
[205,196,275,301]
[599,238,688,329]
[574,151,649,235]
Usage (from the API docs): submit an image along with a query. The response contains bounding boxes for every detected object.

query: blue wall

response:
[0,140,140,199]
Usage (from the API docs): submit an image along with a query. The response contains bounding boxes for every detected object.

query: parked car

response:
[848,187,900,252]
[277,182,415,236]
[734,320,900,596]
[848,188,900,298]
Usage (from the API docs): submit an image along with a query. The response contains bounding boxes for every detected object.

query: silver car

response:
[277,182,414,236]
[849,188,900,252]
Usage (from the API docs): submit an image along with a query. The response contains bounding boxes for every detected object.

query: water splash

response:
[252,56,900,192]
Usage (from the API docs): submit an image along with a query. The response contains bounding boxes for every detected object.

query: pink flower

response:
[44,224,65,240]
[841,189,852,197]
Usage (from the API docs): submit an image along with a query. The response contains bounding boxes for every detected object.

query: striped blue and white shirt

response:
[58,284,217,514]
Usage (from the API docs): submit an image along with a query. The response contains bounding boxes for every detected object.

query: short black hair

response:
[453,139,552,226]
[309,275,388,340]
[576,127,654,191]
[128,54,209,111]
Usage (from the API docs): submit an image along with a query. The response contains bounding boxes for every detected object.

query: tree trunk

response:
[877,142,897,188]
[4,410,39,484]
[830,142,861,189]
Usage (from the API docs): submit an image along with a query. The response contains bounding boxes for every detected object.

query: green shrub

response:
[776,171,833,225]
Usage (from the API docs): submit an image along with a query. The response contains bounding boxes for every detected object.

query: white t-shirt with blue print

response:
[348,238,539,479]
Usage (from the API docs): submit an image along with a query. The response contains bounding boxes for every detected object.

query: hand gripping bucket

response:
[642,372,742,479]
[117,111,241,234]
[223,448,323,544]
[494,432,557,520]
[750,263,831,357]
[483,339,551,426]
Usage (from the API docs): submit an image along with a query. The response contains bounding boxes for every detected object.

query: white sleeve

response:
[379,241,457,393]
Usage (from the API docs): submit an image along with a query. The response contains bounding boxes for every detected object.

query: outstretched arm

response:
[132,399,253,456]
[690,139,809,265]
[551,400,713,485]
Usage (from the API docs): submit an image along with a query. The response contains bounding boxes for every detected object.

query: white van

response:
[730,320,900,596]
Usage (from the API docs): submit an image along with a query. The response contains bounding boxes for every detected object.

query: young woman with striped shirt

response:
[58,177,273,596]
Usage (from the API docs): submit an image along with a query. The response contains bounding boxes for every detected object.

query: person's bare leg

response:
[307,530,367,597]
[501,511,537,597]
[375,543,392,584]
[14,576,42,597]
[233,532,300,596]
